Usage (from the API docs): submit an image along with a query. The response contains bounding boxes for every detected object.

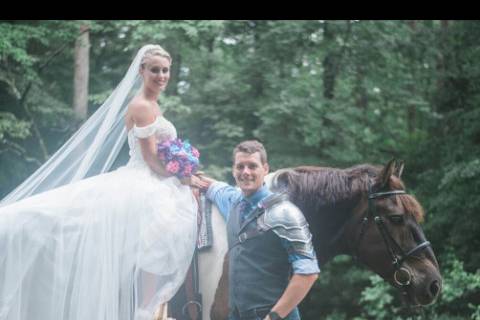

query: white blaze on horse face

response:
[232,152,269,197]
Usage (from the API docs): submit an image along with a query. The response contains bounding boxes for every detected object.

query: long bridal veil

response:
[1,45,153,206]
[0,45,197,320]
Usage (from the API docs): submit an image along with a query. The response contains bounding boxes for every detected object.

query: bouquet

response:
[157,138,200,179]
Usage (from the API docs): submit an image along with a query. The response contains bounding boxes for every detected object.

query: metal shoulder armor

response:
[257,197,315,257]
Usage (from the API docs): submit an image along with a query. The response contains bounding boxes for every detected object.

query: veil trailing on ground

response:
[0,44,157,206]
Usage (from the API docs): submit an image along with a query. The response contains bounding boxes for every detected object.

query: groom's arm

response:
[265,273,318,320]
[199,176,241,221]
[266,245,320,319]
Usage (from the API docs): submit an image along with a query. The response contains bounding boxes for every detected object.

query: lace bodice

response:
[127,116,177,167]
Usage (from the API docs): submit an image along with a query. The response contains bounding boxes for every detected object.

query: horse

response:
[196,159,442,320]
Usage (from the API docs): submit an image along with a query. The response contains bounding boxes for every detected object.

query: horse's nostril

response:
[429,280,441,298]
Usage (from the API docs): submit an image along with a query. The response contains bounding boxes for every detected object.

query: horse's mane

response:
[270,164,424,222]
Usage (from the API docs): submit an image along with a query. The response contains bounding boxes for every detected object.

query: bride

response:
[0,44,204,320]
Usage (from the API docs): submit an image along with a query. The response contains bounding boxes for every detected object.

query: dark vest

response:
[227,199,291,313]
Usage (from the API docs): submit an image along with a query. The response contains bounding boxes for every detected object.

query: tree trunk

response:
[435,20,449,114]
[322,21,336,100]
[322,21,351,100]
[354,64,368,110]
[407,20,417,134]
[73,24,90,120]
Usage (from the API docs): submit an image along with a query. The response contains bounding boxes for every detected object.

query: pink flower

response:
[166,160,180,174]
[191,148,200,158]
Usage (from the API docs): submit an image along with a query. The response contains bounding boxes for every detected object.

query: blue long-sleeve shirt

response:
[206,181,320,275]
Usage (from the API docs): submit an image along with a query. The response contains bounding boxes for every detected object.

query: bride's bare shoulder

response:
[128,97,151,114]
[127,97,156,123]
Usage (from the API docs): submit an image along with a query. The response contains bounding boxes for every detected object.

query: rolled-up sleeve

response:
[280,239,320,275]
[291,256,320,275]
[206,182,242,221]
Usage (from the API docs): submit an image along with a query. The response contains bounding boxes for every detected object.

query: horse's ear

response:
[394,160,405,179]
[379,158,396,189]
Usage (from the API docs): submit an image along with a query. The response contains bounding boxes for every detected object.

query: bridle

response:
[354,186,431,287]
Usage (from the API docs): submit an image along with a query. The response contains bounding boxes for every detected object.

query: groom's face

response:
[233,151,269,197]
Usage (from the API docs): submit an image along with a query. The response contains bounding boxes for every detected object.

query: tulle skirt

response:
[0,163,198,320]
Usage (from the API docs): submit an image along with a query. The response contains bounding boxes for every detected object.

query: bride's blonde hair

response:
[140,45,172,68]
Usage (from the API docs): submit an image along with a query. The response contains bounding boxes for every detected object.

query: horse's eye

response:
[388,215,404,224]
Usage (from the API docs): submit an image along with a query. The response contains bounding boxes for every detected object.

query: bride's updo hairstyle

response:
[140,45,172,70]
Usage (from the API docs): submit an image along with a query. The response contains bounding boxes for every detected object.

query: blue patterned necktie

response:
[239,199,251,224]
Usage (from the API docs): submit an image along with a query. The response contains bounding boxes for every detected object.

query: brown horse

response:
[206,159,442,319]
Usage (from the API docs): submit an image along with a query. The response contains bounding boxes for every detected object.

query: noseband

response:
[355,187,431,287]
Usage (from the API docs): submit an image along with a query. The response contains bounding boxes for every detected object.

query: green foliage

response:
[359,275,395,319]
[1,20,480,318]
[438,257,480,304]
[0,21,80,195]
[414,254,480,319]
[301,256,372,319]
[0,112,31,140]
[314,253,480,320]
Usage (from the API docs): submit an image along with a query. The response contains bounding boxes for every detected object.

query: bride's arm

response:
[139,137,171,177]
[131,102,172,177]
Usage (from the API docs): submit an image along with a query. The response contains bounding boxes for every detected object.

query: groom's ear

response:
[263,162,270,174]
[232,163,237,178]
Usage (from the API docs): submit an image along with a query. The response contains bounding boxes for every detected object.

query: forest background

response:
[1,20,479,319]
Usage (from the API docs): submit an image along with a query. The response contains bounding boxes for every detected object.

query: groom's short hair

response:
[233,140,268,164]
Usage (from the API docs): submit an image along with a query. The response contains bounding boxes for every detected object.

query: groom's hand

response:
[196,173,217,187]
[188,174,210,189]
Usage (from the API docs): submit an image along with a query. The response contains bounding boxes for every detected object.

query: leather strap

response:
[181,188,203,320]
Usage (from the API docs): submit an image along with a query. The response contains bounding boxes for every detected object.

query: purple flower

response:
[157,138,200,178]
[183,164,193,176]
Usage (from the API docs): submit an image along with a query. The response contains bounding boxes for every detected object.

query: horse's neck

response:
[267,170,365,264]
[292,192,361,265]
[316,208,354,264]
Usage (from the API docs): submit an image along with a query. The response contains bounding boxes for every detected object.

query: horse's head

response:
[346,159,442,306]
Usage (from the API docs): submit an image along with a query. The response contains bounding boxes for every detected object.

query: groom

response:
[198,140,319,320]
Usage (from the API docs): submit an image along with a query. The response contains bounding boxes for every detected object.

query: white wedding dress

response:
[0,116,198,320]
